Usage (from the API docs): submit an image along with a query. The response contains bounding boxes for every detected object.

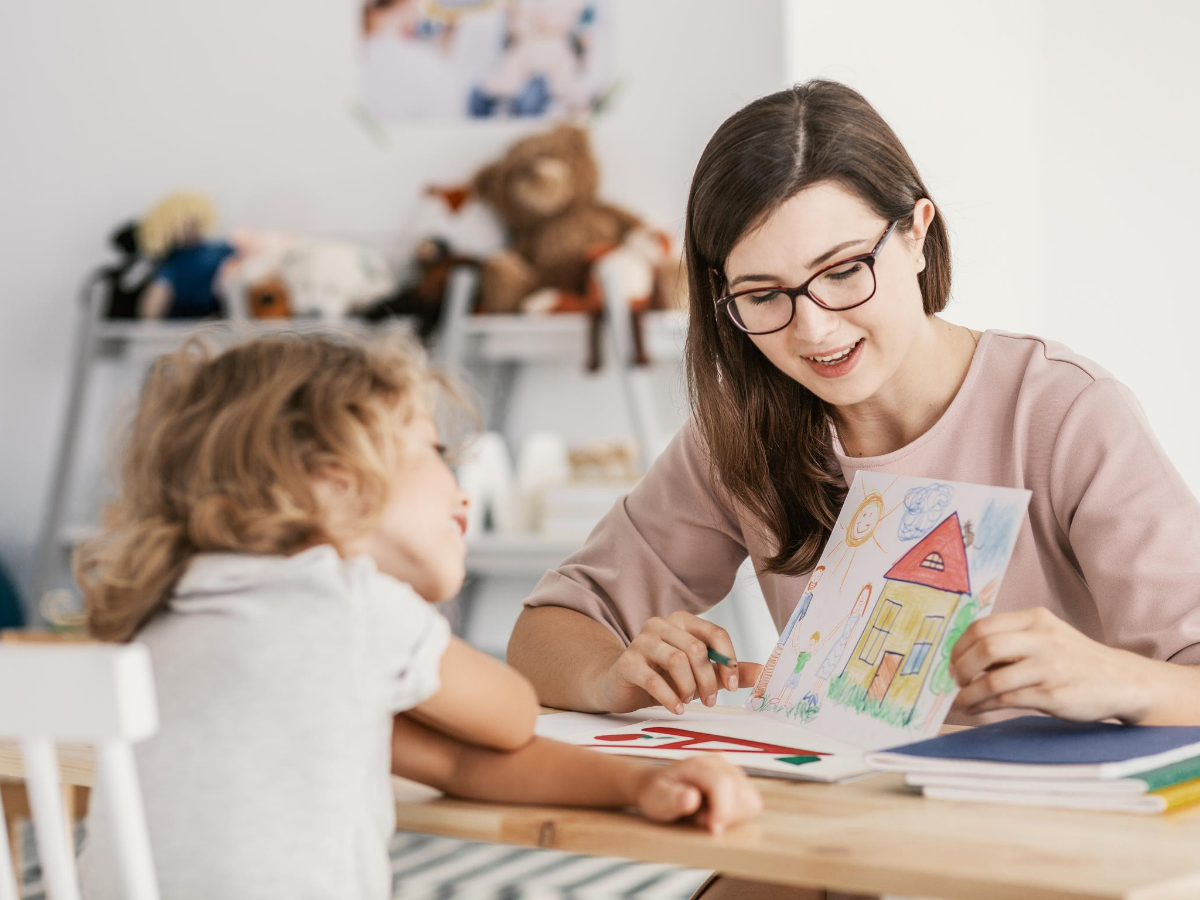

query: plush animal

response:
[472,123,684,368]
[473,123,642,319]
[278,240,396,319]
[246,275,292,319]
[358,238,478,341]
[138,192,237,319]
[91,220,156,319]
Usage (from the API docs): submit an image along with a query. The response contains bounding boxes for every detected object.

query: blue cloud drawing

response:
[897,483,954,541]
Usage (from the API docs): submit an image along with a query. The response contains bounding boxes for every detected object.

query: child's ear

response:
[311,466,369,542]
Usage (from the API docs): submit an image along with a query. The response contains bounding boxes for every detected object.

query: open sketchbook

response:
[556,473,1031,782]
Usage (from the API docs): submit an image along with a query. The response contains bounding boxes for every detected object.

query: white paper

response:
[747,473,1031,751]
[553,710,869,781]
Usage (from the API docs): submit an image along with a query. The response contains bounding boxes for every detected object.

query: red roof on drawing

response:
[884,512,971,595]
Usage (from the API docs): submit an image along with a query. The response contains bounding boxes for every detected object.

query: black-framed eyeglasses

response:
[716,220,899,335]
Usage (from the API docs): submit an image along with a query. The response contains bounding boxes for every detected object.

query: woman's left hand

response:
[950,607,1154,722]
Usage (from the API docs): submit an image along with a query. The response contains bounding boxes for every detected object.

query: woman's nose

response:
[789,294,841,344]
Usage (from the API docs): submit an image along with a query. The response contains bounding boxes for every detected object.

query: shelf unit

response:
[34,262,688,635]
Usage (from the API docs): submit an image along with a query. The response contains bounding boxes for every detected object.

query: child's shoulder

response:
[173,545,349,603]
[164,545,443,648]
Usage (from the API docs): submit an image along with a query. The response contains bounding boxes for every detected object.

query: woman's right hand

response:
[595,611,764,714]
[635,756,763,835]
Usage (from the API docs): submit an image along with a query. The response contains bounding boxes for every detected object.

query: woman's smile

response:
[802,337,865,378]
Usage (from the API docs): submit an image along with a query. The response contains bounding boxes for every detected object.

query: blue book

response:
[865,715,1200,780]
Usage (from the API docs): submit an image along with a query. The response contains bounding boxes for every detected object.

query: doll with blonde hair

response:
[75,331,759,900]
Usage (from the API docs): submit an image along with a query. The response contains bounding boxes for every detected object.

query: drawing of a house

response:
[836,512,971,722]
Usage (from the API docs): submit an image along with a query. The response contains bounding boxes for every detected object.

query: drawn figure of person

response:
[771,631,820,708]
[793,565,825,623]
[750,566,825,700]
[801,583,873,709]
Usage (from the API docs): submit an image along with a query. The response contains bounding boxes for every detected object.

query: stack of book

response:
[866,715,1200,814]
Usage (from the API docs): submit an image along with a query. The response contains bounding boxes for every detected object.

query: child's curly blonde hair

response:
[75,331,459,642]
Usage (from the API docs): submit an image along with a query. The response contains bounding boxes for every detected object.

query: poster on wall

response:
[361,0,616,121]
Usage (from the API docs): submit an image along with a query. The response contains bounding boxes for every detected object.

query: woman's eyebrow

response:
[728,236,871,289]
[806,236,870,269]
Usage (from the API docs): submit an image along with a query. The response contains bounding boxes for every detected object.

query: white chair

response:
[0,643,159,900]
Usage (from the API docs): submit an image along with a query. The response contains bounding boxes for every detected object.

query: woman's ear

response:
[909,199,936,272]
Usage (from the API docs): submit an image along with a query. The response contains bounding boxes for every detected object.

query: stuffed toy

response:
[220,236,397,320]
[277,240,396,319]
[472,123,683,369]
[90,221,157,319]
[138,192,237,319]
[355,183,501,338]
[358,237,478,341]
[246,275,292,319]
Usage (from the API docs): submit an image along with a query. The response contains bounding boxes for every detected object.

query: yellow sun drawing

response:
[826,476,904,589]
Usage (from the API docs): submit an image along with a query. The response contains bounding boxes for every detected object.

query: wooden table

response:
[4,727,1200,900]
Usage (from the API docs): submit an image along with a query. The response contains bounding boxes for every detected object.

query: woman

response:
[509,80,1200,739]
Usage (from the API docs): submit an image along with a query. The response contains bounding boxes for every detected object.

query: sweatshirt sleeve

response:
[523,420,750,644]
[1049,377,1200,664]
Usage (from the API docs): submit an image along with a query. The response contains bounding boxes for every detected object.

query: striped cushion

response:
[15,825,710,899]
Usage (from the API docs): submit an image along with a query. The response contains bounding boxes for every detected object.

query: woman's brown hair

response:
[75,331,448,642]
[684,80,952,576]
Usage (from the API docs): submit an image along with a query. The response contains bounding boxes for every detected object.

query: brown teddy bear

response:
[472,123,684,369]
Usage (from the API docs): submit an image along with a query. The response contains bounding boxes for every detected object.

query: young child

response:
[74,332,760,899]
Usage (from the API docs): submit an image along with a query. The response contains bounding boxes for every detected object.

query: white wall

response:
[0,0,787,617]
[785,0,1200,494]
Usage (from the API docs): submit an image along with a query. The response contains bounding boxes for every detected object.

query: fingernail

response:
[674,704,684,715]
[704,694,715,707]
[726,676,736,690]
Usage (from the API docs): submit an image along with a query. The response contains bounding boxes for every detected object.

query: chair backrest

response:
[0,642,159,900]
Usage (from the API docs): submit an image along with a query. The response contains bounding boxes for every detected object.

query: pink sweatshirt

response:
[524,331,1200,722]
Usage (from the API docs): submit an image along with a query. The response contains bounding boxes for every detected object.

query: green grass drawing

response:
[826,673,917,727]
[784,700,820,723]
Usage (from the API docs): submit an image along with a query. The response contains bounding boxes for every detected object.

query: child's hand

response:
[635,757,762,835]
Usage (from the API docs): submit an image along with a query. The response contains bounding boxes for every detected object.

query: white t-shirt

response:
[80,545,451,900]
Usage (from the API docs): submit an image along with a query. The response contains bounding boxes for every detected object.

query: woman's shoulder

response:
[978,330,1157,455]
[978,330,1129,413]
[984,329,1113,388]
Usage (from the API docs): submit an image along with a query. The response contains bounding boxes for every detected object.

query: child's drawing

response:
[770,631,819,708]
[798,582,873,717]
[827,512,969,726]
[824,478,903,589]
[897,482,953,541]
[751,566,824,701]
[917,576,1001,731]
[748,473,1031,751]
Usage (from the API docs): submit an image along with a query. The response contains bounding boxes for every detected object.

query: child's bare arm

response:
[391,714,762,834]
[407,637,539,751]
